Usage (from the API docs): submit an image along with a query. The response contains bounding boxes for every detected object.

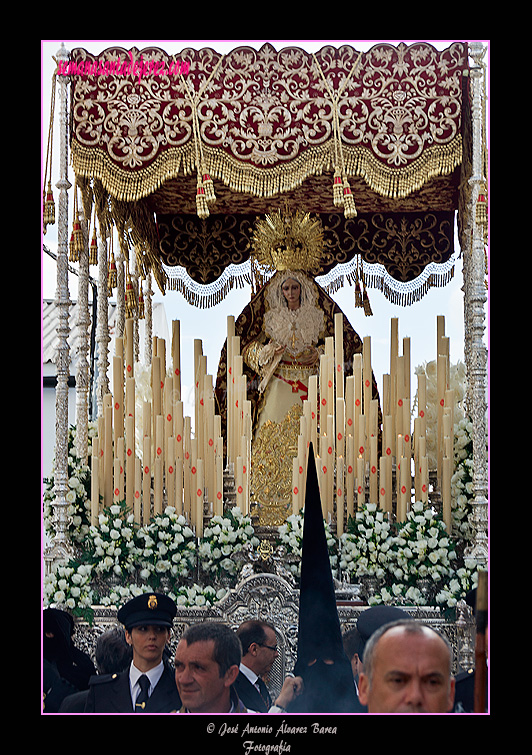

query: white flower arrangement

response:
[135,506,196,585]
[363,501,479,609]
[339,504,394,580]
[200,506,260,583]
[89,501,140,579]
[173,583,229,607]
[277,510,338,578]
[43,561,95,620]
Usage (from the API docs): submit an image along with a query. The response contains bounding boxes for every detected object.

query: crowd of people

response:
[43,592,473,715]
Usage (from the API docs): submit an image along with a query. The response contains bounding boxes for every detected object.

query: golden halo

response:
[252,207,324,274]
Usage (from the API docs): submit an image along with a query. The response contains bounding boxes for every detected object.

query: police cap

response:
[117,592,176,630]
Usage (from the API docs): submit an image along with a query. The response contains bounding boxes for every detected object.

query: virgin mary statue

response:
[215,209,380,525]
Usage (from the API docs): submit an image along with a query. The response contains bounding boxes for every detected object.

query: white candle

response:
[215,453,223,516]
[142,435,151,524]
[195,459,204,538]
[334,312,344,399]
[134,458,142,524]
[336,455,344,536]
[172,319,181,401]
[369,434,378,503]
[126,415,135,508]
[356,455,365,509]
[336,397,345,460]
[292,457,300,516]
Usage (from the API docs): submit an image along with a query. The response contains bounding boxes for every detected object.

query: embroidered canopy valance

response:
[67,40,472,305]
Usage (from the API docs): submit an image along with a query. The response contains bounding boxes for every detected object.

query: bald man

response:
[358,619,455,713]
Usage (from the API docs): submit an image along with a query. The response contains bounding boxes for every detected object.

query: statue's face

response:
[281,278,301,310]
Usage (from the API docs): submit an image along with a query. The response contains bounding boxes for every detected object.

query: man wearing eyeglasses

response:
[235,620,302,713]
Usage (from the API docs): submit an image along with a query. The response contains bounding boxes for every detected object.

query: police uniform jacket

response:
[83,664,181,713]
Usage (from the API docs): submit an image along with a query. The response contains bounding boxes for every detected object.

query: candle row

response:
[225,316,253,514]
[289,315,454,534]
[90,319,227,538]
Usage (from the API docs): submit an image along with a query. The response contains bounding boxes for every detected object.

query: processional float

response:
[43,40,488,580]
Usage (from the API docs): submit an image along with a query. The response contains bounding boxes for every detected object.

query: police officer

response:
[84,592,181,713]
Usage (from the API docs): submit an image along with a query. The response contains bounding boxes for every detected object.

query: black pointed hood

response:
[289,443,358,712]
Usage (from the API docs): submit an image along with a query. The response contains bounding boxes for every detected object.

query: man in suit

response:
[84,592,181,713]
[234,620,277,712]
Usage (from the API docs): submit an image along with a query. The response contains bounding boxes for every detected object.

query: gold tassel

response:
[362,284,373,316]
[43,180,55,230]
[108,251,117,290]
[125,271,137,318]
[202,171,216,205]
[196,178,209,219]
[355,281,364,308]
[333,167,344,207]
[476,188,488,225]
[89,227,98,265]
[342,178,357,218]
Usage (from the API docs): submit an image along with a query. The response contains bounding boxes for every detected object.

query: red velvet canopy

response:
[67,41,472,305]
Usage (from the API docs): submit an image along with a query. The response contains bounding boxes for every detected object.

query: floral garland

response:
[277,510,338,578]
[199,507,260,584]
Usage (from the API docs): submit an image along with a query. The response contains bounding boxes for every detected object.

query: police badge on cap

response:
[117,592,177,630]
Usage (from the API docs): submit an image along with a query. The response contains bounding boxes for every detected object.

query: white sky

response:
[41,39,489,425]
